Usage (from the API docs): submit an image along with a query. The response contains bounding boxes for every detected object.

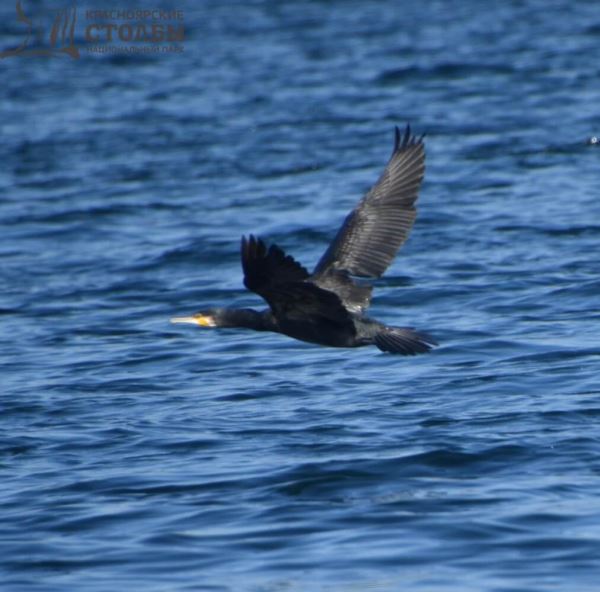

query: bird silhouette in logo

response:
[0,1,79,59]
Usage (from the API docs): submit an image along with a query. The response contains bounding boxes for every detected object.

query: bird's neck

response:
[225,308,276,332]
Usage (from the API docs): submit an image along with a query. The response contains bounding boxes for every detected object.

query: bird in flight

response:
[171,125,436,355]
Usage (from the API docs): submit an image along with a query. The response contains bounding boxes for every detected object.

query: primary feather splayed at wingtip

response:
[393,123,424,153]
[241,234,310,295]
[374,326,438,355]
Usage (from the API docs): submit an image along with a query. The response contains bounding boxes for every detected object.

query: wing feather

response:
[241,234,309,300]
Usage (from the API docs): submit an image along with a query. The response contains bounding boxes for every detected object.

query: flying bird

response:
[171,125,436,355]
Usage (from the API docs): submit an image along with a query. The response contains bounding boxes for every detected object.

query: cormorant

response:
[171,125,436,355]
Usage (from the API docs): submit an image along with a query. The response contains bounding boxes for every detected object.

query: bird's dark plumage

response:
[171,125,436,355]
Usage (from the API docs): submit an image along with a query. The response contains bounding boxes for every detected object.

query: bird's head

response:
[170,308,226,328]
[170,307,265,329]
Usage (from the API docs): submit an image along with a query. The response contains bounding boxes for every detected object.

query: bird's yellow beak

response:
[170,314,217,327]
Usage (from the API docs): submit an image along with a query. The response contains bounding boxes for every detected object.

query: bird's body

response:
[171,126,436,355]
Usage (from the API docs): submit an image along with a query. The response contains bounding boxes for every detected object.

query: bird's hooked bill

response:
[170,314,217,327]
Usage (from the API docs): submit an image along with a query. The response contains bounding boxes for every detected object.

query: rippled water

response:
[2,1,600,590]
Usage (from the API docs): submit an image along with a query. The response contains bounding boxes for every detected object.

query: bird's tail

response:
[374,326,437,355]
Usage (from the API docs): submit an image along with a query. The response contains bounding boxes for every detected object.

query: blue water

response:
[2,1,600,590]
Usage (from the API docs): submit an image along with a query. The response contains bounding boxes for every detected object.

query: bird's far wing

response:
[313,125,425,290]
[241,234,310,306]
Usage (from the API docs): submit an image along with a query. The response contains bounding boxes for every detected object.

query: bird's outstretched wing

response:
[241,234,353,325]
[241,234,313,316]
[312,125,425,312]
[242,234,309,297]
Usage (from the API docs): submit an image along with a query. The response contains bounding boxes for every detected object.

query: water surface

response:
[1,1,600,591]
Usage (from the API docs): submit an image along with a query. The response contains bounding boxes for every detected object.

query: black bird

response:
[171,125,436,355]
